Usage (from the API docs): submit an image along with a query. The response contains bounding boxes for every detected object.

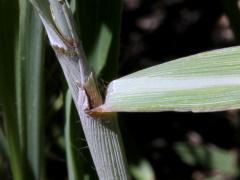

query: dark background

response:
[119,0,240,179]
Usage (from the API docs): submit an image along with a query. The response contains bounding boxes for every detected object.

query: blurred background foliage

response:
[120,0,240,179]
[1,0,240,179]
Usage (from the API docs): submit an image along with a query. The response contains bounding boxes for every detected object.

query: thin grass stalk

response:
[29,0,129,179]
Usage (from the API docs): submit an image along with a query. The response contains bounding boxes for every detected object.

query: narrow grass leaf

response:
[76,0,121,79]
[96,46,240,113]
[65,90,84,180]
[16,0,45,179]
[0,0,25,179]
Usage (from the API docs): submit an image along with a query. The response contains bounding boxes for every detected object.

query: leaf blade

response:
[65,90,84,180]
[16,0,45,178]
[0,0,26,179]
[97,46,240,112]
[76,0,121,79]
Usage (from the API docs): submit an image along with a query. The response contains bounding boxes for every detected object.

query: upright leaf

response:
[65,90,84,180]
[16,0,45,179]
[0,0,25,179]
[76,0,121,79]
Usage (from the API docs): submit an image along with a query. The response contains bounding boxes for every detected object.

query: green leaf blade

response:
[76,0,121,79]
[97,46,240,113]
[0,0,26,179]
[16,0,45,179]
[65,90,84,180]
